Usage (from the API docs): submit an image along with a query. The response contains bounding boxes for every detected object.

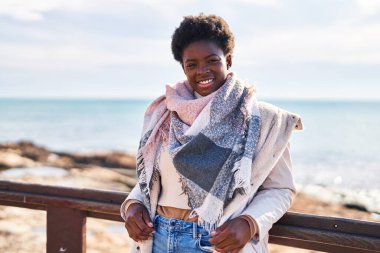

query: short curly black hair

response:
[171,14,235,63]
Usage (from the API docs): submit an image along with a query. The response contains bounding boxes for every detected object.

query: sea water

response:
[1,99,379,210]
[0,99,149,152]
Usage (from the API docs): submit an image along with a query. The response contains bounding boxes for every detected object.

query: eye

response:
[208,58,220,64]
[186,63,196,69]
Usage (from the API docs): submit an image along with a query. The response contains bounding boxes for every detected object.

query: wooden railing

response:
[0,180,379,253]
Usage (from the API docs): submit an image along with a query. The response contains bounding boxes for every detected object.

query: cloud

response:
[0,0,133,21]
[2,21,380,72]
[0,0,73,21]
[1,0,379,99]
[354,0,380,17]
[0,0,282,22]
[1,0,380,72]
[234,0,282,7]
[0,37,171,70]
[237,22,380,66]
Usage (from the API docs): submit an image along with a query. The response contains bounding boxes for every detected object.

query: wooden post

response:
[47,206,87,253]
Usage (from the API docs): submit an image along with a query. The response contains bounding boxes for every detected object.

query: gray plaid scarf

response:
[137,73,261,231]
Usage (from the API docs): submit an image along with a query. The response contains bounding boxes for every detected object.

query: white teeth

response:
[199,79,212,84]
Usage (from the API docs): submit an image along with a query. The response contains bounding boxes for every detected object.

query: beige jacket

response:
[121,102,303,253]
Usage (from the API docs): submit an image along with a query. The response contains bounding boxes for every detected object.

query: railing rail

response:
[0,180,379,253]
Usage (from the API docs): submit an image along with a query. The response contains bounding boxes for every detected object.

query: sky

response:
[0,0,380,100]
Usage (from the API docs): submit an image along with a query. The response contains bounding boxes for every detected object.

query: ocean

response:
[1,98,379,211]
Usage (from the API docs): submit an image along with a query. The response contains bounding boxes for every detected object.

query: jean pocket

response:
[196,234,213,252]
[153,214,160,224]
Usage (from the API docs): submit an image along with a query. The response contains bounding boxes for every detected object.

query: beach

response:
[2,0,380,251]
[1,141,379,252]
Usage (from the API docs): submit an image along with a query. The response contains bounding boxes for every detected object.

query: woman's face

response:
[181,40,232,96]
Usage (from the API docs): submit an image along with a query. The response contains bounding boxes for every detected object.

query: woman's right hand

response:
[124,202,155,242]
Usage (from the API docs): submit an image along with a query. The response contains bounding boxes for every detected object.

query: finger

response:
[214,238,236,250]
[213,239,238,252]
[212,229,243,251]
[138,208,154,234]
[134,214,150,232]
[209,236,229,246]
[128,218,152,237]
[125,221,141,240]
[141,209,154,228]
[209,231,225,243]
[210,220,230,237]
[209,229,230,246]
[216,221,230,233]
[127,204,151,231]
[230,247,243,253]
[129,227,153,242]
[135,234,152,241]
[213,231,243,252]
[141,222,155,234]
[210,221,229,237]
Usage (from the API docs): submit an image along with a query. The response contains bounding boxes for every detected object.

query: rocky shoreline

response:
[0,141,136,170]
[0,141,379,252]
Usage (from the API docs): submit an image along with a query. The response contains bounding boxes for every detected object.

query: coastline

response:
[1,141,379,252]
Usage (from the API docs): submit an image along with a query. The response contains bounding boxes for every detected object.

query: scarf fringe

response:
[189,210,221,233]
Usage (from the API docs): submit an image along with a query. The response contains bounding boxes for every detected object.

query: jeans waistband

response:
[154,215,210,239]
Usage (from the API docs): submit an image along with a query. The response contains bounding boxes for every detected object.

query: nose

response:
[197,63,210,74]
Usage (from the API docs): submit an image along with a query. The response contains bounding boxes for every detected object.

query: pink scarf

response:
[137,74,260,231]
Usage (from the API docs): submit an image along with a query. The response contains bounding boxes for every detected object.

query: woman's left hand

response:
[208,217,252,253]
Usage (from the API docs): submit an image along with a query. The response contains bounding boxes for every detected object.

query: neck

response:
[194,91,204,98]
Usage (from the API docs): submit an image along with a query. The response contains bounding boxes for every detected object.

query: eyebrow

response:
[184,54,220,63]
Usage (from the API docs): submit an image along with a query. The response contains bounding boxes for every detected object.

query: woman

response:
[120,14,302,253]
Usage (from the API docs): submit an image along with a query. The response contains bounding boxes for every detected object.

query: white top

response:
[157,145,190,209]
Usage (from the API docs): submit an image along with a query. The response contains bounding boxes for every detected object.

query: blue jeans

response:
[152,215,214,253]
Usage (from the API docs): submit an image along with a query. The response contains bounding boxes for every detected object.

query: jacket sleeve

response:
[240,143,296,243]
[120,183,145,221]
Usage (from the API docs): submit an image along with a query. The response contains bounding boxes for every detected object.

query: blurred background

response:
[0,0,379,252]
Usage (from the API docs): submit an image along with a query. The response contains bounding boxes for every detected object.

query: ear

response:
[226,54,232,69]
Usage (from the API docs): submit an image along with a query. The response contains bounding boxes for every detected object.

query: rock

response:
[0,152,36,169]
[0,141,137,170]
[46,155,76,169]
[105,153,135,169]
[111,168,136,176]
[56,151,136,169]
[0,141,51,162]
[344,203,368,212]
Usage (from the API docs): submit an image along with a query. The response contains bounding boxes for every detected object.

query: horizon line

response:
[1,96,380,102]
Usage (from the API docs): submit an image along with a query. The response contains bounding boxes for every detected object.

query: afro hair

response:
[171,14,235,63]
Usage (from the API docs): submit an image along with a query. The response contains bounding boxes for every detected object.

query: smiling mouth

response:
[197,79,213,85]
